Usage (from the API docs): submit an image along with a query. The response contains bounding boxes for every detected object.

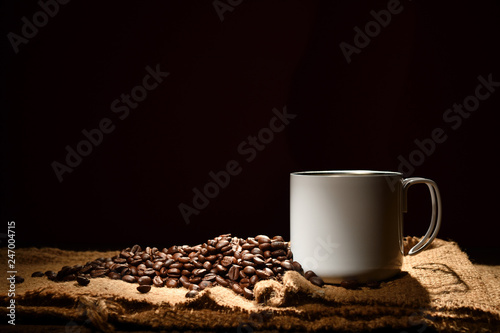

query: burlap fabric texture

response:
[1,238,499,332]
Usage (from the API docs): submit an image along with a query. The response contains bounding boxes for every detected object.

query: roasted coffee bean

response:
[250,248,263,255]
[199,280,212,290]
[178,256,190,263]
[45,271,57,280]
[31,271,44,277]
[179,275,190,288]
[122,275,136,283]
[220,245,232,253]
[91,269,108,278]
[241,260,255,267]
[253,256,265,266]
[366,280,381,289]
[292,261,303,274]
[215,275,229,287]
[202,273,217,282]
[185,290,199,298]
[271,241,286,250]
[137,276,152,286]
[205,255,217,262]
[239,278,250,288]
[243,266,256,275]
[77,276,90,286]
[255,269,271,279]
[304,270,317,280]
[167,268,181,276]
[189,276,202,284]
[243,287,254,300]
[113,257,127,264]
[232,283,244,295]
[273,235,284,242]
[165,278,179,288]
[189,283,200,291]
[108,272,122,280]
[137,285,151,293]
[203,261,212,270]
[228,265,240,281]
[145,260,154,268]
[131,244,141,253]
[14,276,25,284]
[221,256,234,267]
[340,279,359,290]
[309,276,324,287]
[263,250,272,258]
[193,268,207,277]
[247,237,259,246]
[263,267,274,276]
[183,262,195,270]
[271,249,287,257]
[216,240,229,250]
[153,276,164,287]
[163,259,175,268]
[249,275,259,285]
[241,243,255,250]
[181,269,191,276]
[255,235,271,243]
[280,260,293,270]
[144,268,156,277]
[258,242,272,251]
[153,262,163,271]
[62,274,76,281]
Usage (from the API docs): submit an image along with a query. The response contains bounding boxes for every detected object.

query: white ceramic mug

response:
[290,170,441,283]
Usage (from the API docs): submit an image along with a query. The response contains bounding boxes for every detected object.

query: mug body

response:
[290,170,404,283]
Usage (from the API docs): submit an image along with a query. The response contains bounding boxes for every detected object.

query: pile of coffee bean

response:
[34,234,324,300]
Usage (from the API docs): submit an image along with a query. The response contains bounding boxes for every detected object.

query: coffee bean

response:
[216,240,229,250]
[153,276,164,287]
[189,283,200,291]
[340,279,359,290]
[255,235,271,243]
[253,256,265,266]
[258,243,272,251]
[165,278,179,288]
[122,275,136,283]
[255,269,270,279]
[137,285,151,293]
[221,256,234,267]
[14,276,24,284]
[193,268,207,277]
[199,280,212,290]
[309,276,324,287]
[153,262,163,271]
[271,241,286,250]
[243,287,254,300]
[243,266,256,275]
[185,290,199,298]
[108,272,122,280]
[304,270,317,280]
[138,276,152,285]
[76,276,90,286]
[131,244,141,253]
[215,275,229,287]
[91,269,108,278]
[163,259,175,268]
[292,261,303,274]
[179,275,190,288]
[272,235,284,242]
[271,249,287,257]
[228,265,240,281]
[167,268,181,276]
[280,260,293,270]
[45,271,57,281]
[203,261,213,270]
[241,243,255,250]
[189,276,202,284]
[263,250,272,258]
[250,248,263,255]
[31,271,44,277]
[249,275,259,285]
[232,283,244,294]
[202,273,217,282]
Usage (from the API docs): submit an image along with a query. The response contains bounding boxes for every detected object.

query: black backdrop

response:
[1,1,499,251]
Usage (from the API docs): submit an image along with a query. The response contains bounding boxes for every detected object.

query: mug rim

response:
[290,170,402,177]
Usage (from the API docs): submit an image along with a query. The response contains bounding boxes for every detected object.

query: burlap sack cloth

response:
[1,238,499,332]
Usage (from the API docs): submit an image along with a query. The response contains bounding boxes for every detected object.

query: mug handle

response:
[402,177,442,255]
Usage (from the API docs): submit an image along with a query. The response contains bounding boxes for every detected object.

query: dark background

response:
[1,1,499,255]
